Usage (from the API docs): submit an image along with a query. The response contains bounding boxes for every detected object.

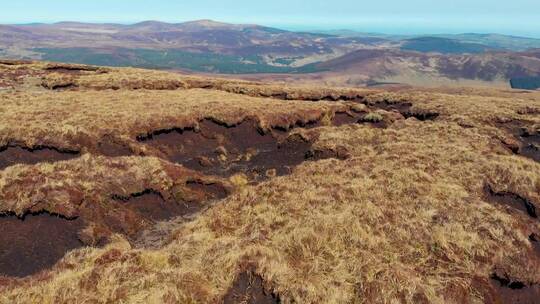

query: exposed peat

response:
[489,273,540,304]
[484,184,537,219]
[520,129,540,162]
[497,120,540,163]
[223,271,280,304]
[138,118,351,181]
[111,189,192,222]
[306,145,351,161]
[96,135,133,157]
[529,233,540,258]
[43,64,104,74]
[365,100,439,121]
[0,179,229,278]
[332,112,362,126]
[0,144,80,170]
[0,212,84,278]
[185,180,229,200]
[481,185,540,303]
[367,100,413,113]
[111,183,228,223]
[530,234,540,257]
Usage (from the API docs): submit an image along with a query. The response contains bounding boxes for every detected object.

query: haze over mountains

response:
[2,19,540,89]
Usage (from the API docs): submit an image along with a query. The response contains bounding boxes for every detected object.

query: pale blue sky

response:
[3,0,540,37]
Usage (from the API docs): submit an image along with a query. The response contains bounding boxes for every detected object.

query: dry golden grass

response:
[0,154,226,217]
[0,88,352,151]
[0,60,539,303]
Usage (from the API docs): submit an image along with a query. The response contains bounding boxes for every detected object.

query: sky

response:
[2,0,540,37]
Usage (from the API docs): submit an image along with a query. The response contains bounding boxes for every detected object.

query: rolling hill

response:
[2,20,540,88]
[0,20,365,73]
[400,37,496,54]
[313,48,540,86]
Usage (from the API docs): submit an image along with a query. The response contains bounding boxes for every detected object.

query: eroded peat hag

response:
[111,183,228,223]
[363,99,440,121]
[0,212,84,278]
[496,120,540,162]
[183,81,373,102]
[520,129,540,162]
[185,180,229,201]
[111,189,189,222]
[43,63,108,74]
[96,136,133,157]
[138,118,353,181]
[332,112,361,126]
[94,186,230,243]
[223,271,280,304]
[489,273,540,304]
[530,234,540,256]
[0,166,230,278]
[0,144,80,170]
[484,184,537,219]
[128,182,228,250]
[131,183,229,249]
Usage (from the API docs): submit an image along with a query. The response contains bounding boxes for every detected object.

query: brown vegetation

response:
[0,60,539,303]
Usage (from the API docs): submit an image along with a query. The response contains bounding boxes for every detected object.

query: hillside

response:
[0,59,539,303]
[306,48,540,87]
[312,31,540,51]
[2,20,540,87]
[227,48,540,88]
[0,20,364,73]
[400,37,496,54]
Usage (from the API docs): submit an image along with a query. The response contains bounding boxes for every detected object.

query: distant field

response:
[401,37,493,54]
[34,48,323,74]
[510,76,540,90]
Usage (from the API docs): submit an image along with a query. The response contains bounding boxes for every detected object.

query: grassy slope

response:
[0,61,539,303]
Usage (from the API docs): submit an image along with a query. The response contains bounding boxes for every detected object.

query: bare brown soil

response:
[530,234,540,256]
[96,135,133,157]
[43,63,107,73]
[0,145,80,170]
[520,129,540,162]
[138,118,355,180]
[0,155,232,278]
[332,111,362,126]
[489,272,540,304]
[484,184,537,219]
[363,99,440,121]
[0,179,229,278]
[84,181,230,244]
[496,120,540,163]
[0,212,84,277]
[112,182,228,224]
[111,189,198,222]
[222,271,280,304]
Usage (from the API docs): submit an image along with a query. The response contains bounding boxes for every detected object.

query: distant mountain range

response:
[2,20,540,89]
[313,30,540,51]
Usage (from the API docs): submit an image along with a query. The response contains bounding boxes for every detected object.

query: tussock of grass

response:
[361,112,384,123]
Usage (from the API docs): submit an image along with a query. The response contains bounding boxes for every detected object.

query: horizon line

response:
[4,19,540,39]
